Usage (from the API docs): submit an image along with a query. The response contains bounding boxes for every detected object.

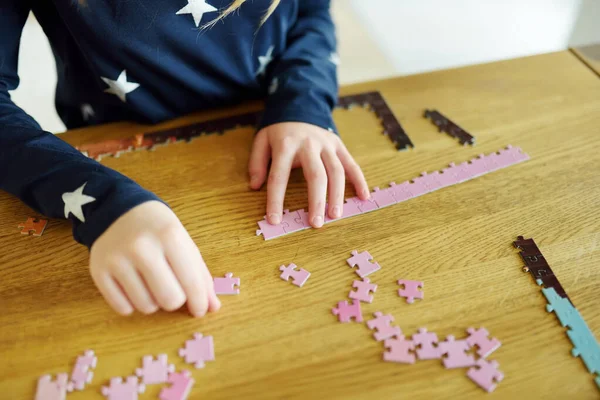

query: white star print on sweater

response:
[256,46,274,76]
[176,0,217,27]
[101,70,140,103]
[62,183,96,223]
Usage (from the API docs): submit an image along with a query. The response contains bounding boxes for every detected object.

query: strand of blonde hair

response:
[202,0,281,30]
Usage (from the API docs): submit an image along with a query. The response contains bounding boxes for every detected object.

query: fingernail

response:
[363,189,371,199]
[269,213,280,224]
[312,215,323,228]
[332,206,341,218]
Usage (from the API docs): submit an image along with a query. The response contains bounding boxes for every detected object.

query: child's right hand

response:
[89,201,220,317]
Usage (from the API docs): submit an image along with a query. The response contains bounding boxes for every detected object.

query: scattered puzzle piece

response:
[397,279,424,304]
[67,349,97,391]
[466,359,504,393]
[346,250,381,278]
[383,335,416,364]
[332,300,363,323]
[179,333,215,369]
[35,374,68,400]
[438,335,476,369]
[213,273,240,295]
[466,327,501,358]
[367,312,402,342]
[279,263,311,287]
[158,370,195,400]
[135,354,175,385]
[18,217,48,236]
[412,328,442,360]
[101,376,145,400]
[349,278,377,303]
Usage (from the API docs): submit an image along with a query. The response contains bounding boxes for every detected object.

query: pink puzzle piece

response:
[367,311,402,342]
[101,376,145,400]
[332,300,363,323]
[349,278,377,303]
[281,209,308,233]
[213,273,240,295]
[294,209,310,227]
[405,179,429,197]
[135,354,175,385]
[438,335,476,369]
[370,187,396,208]
[256,219,287,240]
[350,196,379,213]
[466,327,501,358]
[397,279,424,304]
[412,328,442,360]
[159,370,195,400]
[179,333,215,369]
[466,154,488,178]
[340,198,362,219]
[279,263,311,287]
[417,172,444,192]
[67,349,97,391]
[467,359,504,393]
[383,335,416,364]
[35,374,68,400]
[346,250,381,278]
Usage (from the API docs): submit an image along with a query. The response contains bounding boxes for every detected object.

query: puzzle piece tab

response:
[412,327,441,360]
[101,376,145,400]
[18,217,48,236]
[466,327,501,358]
[136,354,175,385]
[332,300,363,323]
[346,250,381,278]
[213,273,240,295]
[467,359,504,393]
[438,335,475,369]
[349,278,377,303]
[383,335,416,364]
[35,374,68,400]
[67,349,97,391]
[159,370,195,400]
[279,263,311,287]
[179,333,215,369]
[397,279,424,304]
[367,311,402,342]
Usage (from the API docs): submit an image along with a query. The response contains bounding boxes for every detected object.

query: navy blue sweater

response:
[0,0,338,247]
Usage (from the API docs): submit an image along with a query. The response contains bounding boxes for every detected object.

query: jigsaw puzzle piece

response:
[213,273,240,295]
[417,171,444,192]
[349,196,379,213]
[332,300,363,323]
[256,219,287,240]
[135,354,175,385]
[101,376,145,400]
[67,349,97,391]
[383,335,416,364]
[397,279,424,304]
[412,327,442,360]
[438,335,476,369]
[159,370,195,400]
[566,325,600,374]
[466,327,501,358]
[340,198,362,219]
[35,374,68,400]
[18,217,48,236]
[370,187,396,208]
[279,263,311,287]
[367,312,402,342]
[349,278,377,303]
[178,333,215,369]
[281,209,308,233]
[467,359,504,393]
[346,250,381,278]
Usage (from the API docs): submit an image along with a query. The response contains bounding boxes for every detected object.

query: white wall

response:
[9,1,600,133]
[349,0,600,75]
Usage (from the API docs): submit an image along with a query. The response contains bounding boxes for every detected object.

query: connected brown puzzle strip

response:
[76,91,413,161]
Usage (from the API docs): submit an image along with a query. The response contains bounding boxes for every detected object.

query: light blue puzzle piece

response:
[538,282,579,327]
[567,328,600,374]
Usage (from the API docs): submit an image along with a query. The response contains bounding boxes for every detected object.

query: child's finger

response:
[134,249,187,312]
[163,232,213,317]
[94,272,134,316]
[266,145,295,224]
[300,149,327,228]
[337,146,370,200]
[112,265,159,315]
[248,130,271,190]
[322,150,345,219]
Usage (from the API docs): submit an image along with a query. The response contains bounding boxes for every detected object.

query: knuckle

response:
[279,136,296,152]
[302,137,320,152]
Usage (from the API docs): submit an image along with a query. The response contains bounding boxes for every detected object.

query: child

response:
[0,0,369,317]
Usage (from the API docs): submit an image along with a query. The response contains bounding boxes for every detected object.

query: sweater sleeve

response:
[259,0,339,133]
[0,0,161,248]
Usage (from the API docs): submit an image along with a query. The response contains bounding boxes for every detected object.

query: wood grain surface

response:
[1,51,600,399]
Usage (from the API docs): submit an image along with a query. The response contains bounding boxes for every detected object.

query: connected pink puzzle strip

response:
[256,145,530,240]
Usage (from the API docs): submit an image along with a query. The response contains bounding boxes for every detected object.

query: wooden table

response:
[1,51,600,399]
[572,43,600,77]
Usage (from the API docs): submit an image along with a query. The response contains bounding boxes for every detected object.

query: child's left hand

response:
[248,122,370,228]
